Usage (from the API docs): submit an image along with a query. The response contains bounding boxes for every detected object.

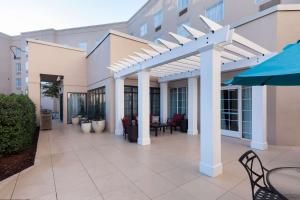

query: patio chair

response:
[239,150,283,200]
[167,114,184,131]
[122,116,130,140]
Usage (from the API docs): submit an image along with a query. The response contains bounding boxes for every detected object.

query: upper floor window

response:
[16,78,22,89]
[177,21,191,37]
[25,61,28,73]
[154,10,163,28]
[79,42,87,51]
[205,0,224,22]
[16,63,21,73]
[140,23,148,37]
[177,0,189,11]
[15,48,21,59]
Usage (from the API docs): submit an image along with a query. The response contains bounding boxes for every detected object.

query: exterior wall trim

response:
[26,39,85,52]
[232,4,300,28]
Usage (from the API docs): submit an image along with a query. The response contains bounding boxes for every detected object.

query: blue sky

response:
[0,0,148,36]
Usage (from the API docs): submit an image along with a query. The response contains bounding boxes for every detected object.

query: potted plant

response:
[92,99,105,133]
[71,115,80,125]
[78,98,86,124]
[81,118,91,133]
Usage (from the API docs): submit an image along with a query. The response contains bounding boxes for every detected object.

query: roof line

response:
[26,39,85,52]
[127,0,152,24]
[232,4,300,28]
[86,29,152,58]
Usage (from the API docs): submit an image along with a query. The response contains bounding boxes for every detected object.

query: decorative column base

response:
[199,162,223,177]
[115,129,123,136]
[138,137,151,145]
[187,130,198,136]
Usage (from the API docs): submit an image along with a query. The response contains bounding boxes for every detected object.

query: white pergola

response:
[110,16,273,177]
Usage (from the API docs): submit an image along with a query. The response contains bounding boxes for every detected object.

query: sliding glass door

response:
[67,93,86,124]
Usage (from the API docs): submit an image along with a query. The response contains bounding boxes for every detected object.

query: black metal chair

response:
[239,150,285,200]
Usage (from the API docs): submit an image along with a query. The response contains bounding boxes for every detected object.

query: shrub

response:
[0,94,36,155]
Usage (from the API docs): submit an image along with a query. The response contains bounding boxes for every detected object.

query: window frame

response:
[140,23,148,37]
[205,0,224,22]
[154,10,163,29]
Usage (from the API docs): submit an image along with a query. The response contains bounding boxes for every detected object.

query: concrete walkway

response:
[0,122,299,200]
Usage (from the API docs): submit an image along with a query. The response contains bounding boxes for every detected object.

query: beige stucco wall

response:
[233,10,300,145]
[127,0,262,42]
[0,33,12,94]
[27,41,87,124]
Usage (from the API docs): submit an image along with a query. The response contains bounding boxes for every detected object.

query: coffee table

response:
[150,123,171,136]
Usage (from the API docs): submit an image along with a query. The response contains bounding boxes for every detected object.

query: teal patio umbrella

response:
[228,41,300,86]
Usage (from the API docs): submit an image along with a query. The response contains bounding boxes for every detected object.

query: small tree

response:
[94,99,101,120]
[42,82,60,98]
[79,97,85,116]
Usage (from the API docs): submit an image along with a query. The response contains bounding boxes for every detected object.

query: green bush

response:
[0,94,36,155]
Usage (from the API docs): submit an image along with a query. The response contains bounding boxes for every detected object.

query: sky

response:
[0,0,148,36]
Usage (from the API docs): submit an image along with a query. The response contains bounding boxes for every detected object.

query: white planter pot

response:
[71,117,80,125]
[81,122,91,133]
[92,120,105,133]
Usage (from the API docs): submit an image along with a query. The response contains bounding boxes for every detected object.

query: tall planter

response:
[92,120,105,133]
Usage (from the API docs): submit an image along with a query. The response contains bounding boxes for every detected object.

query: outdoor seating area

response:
[0,123,299,200]
[122,113,189,142]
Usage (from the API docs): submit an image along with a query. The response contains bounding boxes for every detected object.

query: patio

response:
[0,123,299,200]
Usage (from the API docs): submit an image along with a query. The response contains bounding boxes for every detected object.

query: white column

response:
[138,70,151,145]
[160,82,168,123]
[188,77,198,135]
[251,86,268,150]
[115,78,124,135]
[199,45,223,177]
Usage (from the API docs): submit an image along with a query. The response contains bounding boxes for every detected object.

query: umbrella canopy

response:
[228,41,300,86]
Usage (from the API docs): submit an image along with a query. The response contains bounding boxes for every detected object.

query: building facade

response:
[1,0,300,147]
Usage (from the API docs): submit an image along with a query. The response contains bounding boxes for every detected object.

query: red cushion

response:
[122,116,130,127]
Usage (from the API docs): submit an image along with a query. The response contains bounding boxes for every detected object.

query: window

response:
[16,63,21,73]
[140,23,148,37]
[242,87,252,139]
[16,78,22,89]
[150,88,160,116]
[170,87,187,117]
[79,42,87,51]
[205,0,224,22]
[221,88,239,132]
[15,48,21,59]
[177,0,189,11]
[255,0,263,4]
[87,87,106,121]
[177,21,190,37]
[25,61,28,73]
[124,86,138,120]
[124,86,160,120]
[25,77,28,84]
[154,10,163,29]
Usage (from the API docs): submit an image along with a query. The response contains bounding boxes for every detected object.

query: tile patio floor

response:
[0,122,299,200]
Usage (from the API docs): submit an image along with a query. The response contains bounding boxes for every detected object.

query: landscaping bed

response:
[0,94,38,181]
[0,127,39,181]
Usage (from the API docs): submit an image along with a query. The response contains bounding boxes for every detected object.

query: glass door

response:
[221,86,242,138]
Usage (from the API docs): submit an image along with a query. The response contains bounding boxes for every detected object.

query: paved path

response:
[0,122,299,200]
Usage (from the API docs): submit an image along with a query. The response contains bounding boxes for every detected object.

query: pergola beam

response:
[158,53,276,82]
[115,26,232,78]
